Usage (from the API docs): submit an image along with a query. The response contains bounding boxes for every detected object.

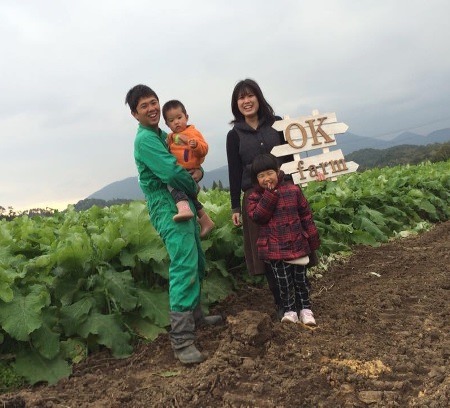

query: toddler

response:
[162,100,214,237]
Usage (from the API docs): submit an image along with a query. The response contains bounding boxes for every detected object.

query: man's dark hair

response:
[250,153,280,184]
[230,78,276,124]
[125,84,159,113]
[162,100,187,121]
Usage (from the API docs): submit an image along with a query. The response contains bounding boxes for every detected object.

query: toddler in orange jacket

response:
[162,100,214,237]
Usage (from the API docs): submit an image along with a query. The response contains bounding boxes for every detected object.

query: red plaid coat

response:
[246,173,320,261]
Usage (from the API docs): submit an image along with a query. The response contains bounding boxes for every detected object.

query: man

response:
[125,84,220,364]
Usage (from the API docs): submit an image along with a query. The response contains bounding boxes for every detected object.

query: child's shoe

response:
[198,212,215,238]
[299,309,316,326]
[173,201,195,222]
[281,311,299,323]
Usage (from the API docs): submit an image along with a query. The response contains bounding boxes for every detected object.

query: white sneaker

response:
[299,309,316,326]
[281,311,299,323]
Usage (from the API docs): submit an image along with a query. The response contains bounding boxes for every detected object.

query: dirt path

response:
[2,222,449,407]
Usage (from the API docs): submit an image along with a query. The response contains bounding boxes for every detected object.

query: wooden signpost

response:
[271,110,358,186]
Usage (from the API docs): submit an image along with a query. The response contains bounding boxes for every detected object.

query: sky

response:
[1,0,450,211]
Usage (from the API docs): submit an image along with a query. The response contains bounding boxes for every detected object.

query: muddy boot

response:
[169,311,205,364]
[173,200,194,222]
[197,211,215,238]
[193,304,223,328]
[174,344,205,364]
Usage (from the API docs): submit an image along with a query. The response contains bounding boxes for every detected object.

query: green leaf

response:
[31,323,60,360]
[417,199,438,219]
[118,250,136,268]
[147,259,169,280]
[0,286,50,341]
[102,268,138,312]
[351,230,381,246]
[318,238,350,254]
[78,312,132,358]
[60,338,87,364]
[353,215,388,242]
[121,202,168,263]
[382,205,408,221]
[328,220,354,235]
[408,188,424,199]
[207,259,231,278]
[0,267,16,302]
[202,269,234,304]
[13,348,72,385]
[55,232,93,269]
[22,254,56,282]
[60,297,96,336]
[0,223,14,245]
[91,230,127,262]
[53,270,87,306]
[358,205,387,228]
[136,288,170,327]
[154,370,181,377]
[124,314,166,341]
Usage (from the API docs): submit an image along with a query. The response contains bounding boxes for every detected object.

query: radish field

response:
[0,160,449,386]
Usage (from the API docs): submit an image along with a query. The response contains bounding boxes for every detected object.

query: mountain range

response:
[87,128,450,201]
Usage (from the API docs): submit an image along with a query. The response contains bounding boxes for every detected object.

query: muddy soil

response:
[2,222,449,407]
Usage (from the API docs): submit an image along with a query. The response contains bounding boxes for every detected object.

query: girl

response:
[246,153,320,325]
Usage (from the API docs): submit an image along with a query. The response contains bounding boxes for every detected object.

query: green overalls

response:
[134,124,205,312]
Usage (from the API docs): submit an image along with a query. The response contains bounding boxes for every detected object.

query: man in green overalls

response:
[125,84,221,364]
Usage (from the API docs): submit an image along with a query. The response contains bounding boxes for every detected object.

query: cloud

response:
[1,0,450,209]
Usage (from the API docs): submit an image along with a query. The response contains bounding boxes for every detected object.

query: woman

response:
[226,78,293,315]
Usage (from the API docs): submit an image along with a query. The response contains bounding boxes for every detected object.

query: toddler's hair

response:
[250,153,279,184]
[162,100,187,121]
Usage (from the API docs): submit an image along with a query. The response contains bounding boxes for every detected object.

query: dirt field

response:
[2,221,449,408]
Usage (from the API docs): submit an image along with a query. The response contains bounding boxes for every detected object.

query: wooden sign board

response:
[271,110,358,186]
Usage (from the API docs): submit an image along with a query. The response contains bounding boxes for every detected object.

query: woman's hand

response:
[316,172,326,182]
[231,212,241,226]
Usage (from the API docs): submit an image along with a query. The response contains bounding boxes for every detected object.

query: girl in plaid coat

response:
[246,153,320,325]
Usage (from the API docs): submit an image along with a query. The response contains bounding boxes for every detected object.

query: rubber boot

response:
[193,304,223,328]
[173,200,195,222]
[197,211,215,238]
[169,311,205,364]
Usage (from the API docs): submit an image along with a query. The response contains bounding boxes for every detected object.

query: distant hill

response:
[200,165,229,189]
[332,132,393,154]
[86,168,229,201]
[346,141,450,170]
[332,128,450,154]
[424,128,450,144]
[88,177,144,201]
[86,128,450,200]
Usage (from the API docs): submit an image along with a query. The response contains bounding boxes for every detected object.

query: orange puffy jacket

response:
[167,124,208,169]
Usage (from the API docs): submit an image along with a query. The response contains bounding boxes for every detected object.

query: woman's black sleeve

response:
[226,128,243,211]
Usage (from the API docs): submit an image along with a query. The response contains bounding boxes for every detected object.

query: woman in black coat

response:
[226,78,293,315]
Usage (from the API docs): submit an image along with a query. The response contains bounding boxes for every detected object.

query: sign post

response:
[271,110,358,186]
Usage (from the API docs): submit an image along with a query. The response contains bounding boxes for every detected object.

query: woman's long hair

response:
[230,78,275,124]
